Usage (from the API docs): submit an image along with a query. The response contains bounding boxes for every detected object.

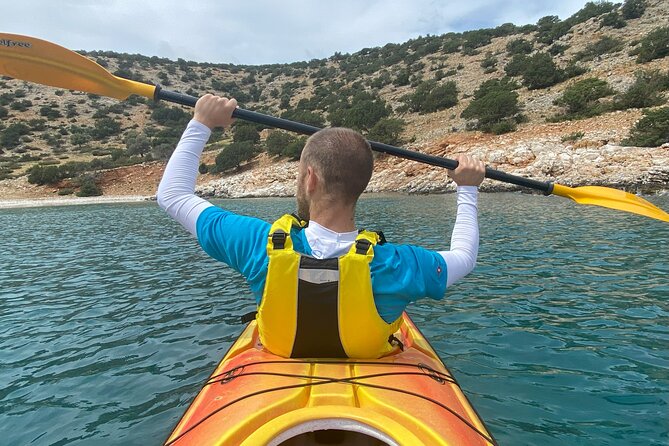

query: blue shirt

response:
[196,207,447,323]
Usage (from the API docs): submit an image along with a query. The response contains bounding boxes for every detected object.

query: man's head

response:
[296,128,373,220]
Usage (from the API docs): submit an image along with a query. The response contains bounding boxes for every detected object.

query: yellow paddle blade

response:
[0,33,155,100]
[552,184,669,223]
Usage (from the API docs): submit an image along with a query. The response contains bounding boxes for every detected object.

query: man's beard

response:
[296,193,310,221]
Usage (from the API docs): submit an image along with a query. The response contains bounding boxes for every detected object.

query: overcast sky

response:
[2,0,592,65]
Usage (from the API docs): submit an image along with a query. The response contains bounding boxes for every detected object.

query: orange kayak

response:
[164,312,497,446]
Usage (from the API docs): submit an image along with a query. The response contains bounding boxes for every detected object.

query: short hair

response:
[301,128,373,204]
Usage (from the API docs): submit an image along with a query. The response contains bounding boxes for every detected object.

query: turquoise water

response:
[1,193,668,445]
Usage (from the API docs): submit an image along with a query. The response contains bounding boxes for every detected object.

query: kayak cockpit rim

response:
[269,419,398,446]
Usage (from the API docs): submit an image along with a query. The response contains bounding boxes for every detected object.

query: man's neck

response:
[309,203,356,233]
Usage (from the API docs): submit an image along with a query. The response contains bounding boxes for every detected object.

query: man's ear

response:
[306,165,319,194]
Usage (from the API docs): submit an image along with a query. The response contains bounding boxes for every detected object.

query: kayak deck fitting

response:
[164,312,497,446]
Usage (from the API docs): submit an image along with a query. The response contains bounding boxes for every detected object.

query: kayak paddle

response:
[1,33,668,223]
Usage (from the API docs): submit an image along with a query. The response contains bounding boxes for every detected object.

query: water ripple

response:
[1,195,668,445]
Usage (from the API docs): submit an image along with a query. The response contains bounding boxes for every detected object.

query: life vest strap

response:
[240,311,258,324]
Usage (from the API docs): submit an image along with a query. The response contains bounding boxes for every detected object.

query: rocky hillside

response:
[1,0,668,200]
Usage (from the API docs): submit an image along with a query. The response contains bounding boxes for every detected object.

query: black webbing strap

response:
[240,311,257,324]
[388,334,405,352]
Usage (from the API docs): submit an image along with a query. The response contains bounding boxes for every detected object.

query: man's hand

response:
[193,94,237,130]
[447,154,486,187]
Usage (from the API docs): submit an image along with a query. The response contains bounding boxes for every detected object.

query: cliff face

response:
[1,0,668,200]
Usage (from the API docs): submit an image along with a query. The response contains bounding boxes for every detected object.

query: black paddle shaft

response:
[155,86,554,195]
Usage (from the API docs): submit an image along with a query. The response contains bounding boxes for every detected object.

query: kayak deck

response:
[165,313,496,446]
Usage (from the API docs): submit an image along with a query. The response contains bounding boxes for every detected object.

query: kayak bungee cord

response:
[206,358,456,385]
[163,367,497,446]
[209,371,455,387]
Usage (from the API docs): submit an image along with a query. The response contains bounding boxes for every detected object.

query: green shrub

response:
[281,109,325,128]
[635,27,669,63]
[27,165,62,185]
[442,38,461,54]
[549,44,569,56]
[553,78,615,117]
[569,1,618,26]
[18,153,40,162]
[462,79,522,133]
[0,106,7,118]
[125,131,151,157]
[70,132,92,147]
[622,0,647,19]
[1,123,30,148]
[507,52,573,84]
[76,175,102,197]
[0,167,14,181]
[623,107,669,146]
[282,136,307,160]
[600,11,627,29]
[152,143,174,160]
[461,29,493,51]
[39,104,62,119]
[0,93,12,106]
[265,131,295,156]
[480,52,497,69]
[214,142,258,172]
[614,70,669,109]
[28,118,46,134]
[521,53,566,90]
[491,121,517,134]
[367,118,406,146]
[57,188,74,196]
[504,54,529,77]
[561,131,585,142]
[233,124,260,145]
[564,63,589,79]
[150,105,191,126]
[537,3,617,44]
[92,117,122,139]
[506,39,533,55]
[10,100,32,111]
[575,36,624,61]
[198,163,208,174]
[536,16,567,44]
[328,92,390,131]
[405,80,458,114]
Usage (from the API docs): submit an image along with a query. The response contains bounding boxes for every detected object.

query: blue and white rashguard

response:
[157,120,480,321]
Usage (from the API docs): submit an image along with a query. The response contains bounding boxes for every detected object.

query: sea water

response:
[1,193,667,445]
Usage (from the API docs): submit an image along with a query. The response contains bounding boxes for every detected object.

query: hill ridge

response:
[0,0,668,200]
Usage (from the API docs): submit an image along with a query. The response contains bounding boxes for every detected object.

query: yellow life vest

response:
[257,214,402,359]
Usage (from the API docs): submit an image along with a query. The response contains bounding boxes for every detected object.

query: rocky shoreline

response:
[2,133,668,209]
[0,195,152,210]
[196,141,669,198]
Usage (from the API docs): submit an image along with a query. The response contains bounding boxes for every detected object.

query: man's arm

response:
[156,95,237,235]
[438,155,485,287]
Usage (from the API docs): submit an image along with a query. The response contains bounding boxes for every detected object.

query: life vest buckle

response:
[355,238,372,255]
[271,230,287,249]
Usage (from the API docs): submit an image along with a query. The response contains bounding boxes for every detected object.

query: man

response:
[157,95,485,358]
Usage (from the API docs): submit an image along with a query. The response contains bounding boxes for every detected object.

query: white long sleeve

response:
[439,186,479,287]
[157,120,480,288]
[156,120,214,236]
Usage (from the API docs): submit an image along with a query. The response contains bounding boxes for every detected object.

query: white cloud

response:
[0,0,592,65]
